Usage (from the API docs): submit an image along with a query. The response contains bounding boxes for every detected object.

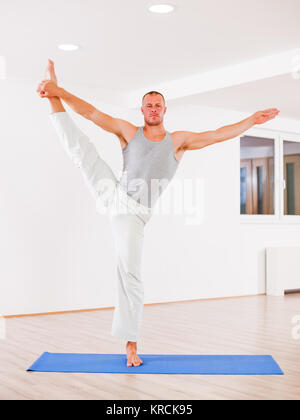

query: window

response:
[240,135,275,215]
[240,129,300,223]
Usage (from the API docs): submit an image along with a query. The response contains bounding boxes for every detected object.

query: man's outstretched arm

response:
[37,60,136,142]
[175,109,280,151]
[47,97,66,114]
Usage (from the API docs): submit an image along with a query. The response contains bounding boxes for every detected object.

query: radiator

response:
[266,247,300,296]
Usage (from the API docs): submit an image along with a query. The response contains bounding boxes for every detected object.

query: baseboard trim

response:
[3,293,266,318]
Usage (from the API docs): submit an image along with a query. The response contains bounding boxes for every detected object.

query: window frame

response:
[239,127,300,224]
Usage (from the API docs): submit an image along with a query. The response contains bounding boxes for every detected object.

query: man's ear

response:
[141,106,144,115]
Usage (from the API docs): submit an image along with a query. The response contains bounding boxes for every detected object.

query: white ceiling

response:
[1,0,300,116]
[168,73,300,120]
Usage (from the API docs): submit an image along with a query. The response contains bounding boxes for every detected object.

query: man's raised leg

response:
[49,111,118,207]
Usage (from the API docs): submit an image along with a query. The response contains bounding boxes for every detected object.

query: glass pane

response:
[240,135,275,215]
[257,166,264,214]
[283,140,300,215]
[286,163,295,214]
[240,167,246,214]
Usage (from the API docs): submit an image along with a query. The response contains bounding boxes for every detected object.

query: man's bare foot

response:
[44,59,58,84]
[126,341,143,367]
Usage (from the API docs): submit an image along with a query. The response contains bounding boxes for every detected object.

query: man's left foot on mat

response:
[126,341,143,367]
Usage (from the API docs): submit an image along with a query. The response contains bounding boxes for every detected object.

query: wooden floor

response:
[1,294,300,400]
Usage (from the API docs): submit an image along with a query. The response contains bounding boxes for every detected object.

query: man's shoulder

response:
[115,120,139,145]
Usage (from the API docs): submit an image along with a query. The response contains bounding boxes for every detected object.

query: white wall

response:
[0,78,128,316]
[1,79,300,316]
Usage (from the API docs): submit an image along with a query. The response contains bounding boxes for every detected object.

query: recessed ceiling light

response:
[58,44,80,51]
[148,3,175,14]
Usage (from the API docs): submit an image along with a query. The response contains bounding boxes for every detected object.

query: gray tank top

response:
[119,126,180,208]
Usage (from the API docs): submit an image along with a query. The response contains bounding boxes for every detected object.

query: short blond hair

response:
[142,91,165,105]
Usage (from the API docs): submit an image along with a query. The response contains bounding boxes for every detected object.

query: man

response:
[37,59,279,367]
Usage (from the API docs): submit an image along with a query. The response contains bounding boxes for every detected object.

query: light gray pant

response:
[49,112,153,342]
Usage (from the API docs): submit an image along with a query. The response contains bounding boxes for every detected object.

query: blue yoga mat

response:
[27,353,283,375]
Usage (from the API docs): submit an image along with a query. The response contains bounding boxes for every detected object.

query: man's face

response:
[141,95,167,126]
